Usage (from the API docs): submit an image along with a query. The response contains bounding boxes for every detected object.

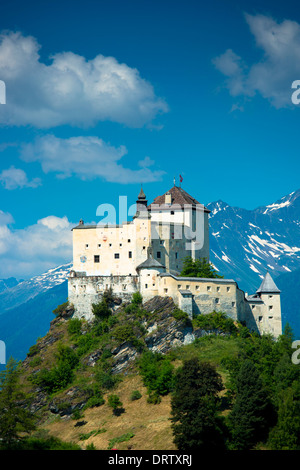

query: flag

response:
[179,174,183,183]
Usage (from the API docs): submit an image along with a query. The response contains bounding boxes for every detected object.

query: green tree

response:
[268,382,300,450]
[0,358,36,447]
[180,257,223,278]
[170,358,225,450]
[227,359,273,450]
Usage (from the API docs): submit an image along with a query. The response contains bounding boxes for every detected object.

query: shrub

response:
[172,308,191,324]
[108,394,125,416]
[193,311,238,335]
[53,301,69,316]
[107,432,135,450]
[31,344,79,394]
[92,300,112,321]
[132,292,143,305]
[27,344,40,357]
[68,318,82,337]
[130,390,142,401]
[138,351,174,399]
[108,394,123,410]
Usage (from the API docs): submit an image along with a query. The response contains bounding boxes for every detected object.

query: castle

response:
[68,184,282,338]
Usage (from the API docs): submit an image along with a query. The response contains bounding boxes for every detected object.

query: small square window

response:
[215,298,220,304]
[178,284,182,289]
[164,288,168,293]
[128,239,131,243]
[114,253,120,259]
[227,287,231,292]
[94,255,100,263]
[85,244,89,249]
[269,305,273,310]
[98,244,101,248]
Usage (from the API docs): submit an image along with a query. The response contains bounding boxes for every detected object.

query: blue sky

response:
[1,0,300,279]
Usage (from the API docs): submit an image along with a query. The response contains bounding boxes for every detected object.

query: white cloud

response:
[0,166,41,189]
[213,13,300,108]
[0,212,73,278]
[20,134,165,183]
[0,31,168,128]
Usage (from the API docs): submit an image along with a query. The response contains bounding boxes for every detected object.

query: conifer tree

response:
[227,359,272,450]
[180,257,223,278]
[0,358,36,447]
[267,382,300,450]
[170,358,226,450]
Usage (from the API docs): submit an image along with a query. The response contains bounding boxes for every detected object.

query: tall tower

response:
[256,271,282,338]
[147,185,210,274]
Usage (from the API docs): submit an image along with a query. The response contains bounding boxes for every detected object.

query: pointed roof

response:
[256,271,281,294]
[148,186,210,212]
[137,185,147,200]
[136,256,165,270]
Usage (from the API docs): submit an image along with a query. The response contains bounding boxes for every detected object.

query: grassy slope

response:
[21,312,239,450]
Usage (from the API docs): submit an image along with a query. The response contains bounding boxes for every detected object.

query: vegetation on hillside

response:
[0,291,299,450]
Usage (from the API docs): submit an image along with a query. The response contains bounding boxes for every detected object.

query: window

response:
[128,239,131,243]
[268,316,273,320]
[232,301,236,307]
[145,284,148,289]
[258,316,263,322]
[160,240,164,245]
[252,305,255,309]
[122,284,127,290]
[85,244,89,249]
[114,253,120,259]
[215,298,220,304]
[178,284,182,289]
[186,285,190,289]
[109,243,112,247]
[175,252,178,259]
[207,286,211,292]
[164,288,168,293]
[269,305,273,310]
[157,251,161,258]
[171,211,174,215]
[119,243,122,247]
[217,286,220,292]
[128,251,132,258]
[227,287,231,292]
[269,295,273,299]
[196,285,199,291]
[94,255,100,263]
[98,244,101,248]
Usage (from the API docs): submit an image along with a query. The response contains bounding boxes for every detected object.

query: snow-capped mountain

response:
[208,189,300,293]
[0,262,72,315]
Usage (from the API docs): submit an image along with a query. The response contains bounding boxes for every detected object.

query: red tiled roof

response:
[148,186,210,213]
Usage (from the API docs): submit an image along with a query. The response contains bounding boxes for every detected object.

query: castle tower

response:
[256,271,282,338]
[147,185,210,273]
